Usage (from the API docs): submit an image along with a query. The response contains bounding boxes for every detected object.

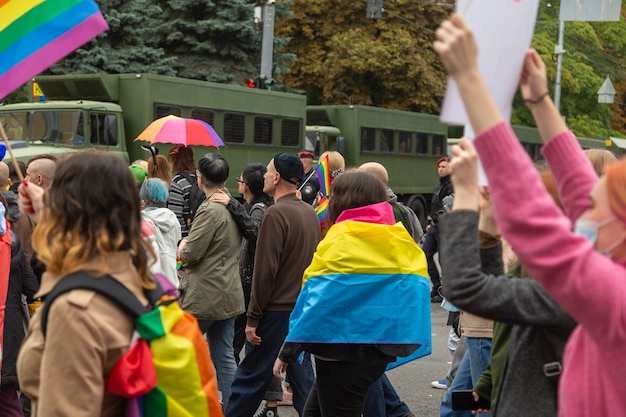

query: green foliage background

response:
[4,0,626,138]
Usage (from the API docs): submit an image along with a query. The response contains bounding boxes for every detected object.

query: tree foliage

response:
[276,0,450,113]
[507,1,626,138]
[48,0,260,84]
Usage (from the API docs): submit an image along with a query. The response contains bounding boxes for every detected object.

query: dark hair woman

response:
[273,171,432,417]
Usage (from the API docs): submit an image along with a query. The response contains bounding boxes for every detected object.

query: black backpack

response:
[179,172,206,228]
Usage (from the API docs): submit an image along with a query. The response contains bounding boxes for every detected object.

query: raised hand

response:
[433,13,478,81]
[520,49,550,108]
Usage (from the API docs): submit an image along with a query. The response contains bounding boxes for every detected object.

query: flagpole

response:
[0,123,24,182]
[298,170,317,192]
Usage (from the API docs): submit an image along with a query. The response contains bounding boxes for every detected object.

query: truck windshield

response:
[29,110,85,147]
[0,110,86,147]
[0,112,29,141]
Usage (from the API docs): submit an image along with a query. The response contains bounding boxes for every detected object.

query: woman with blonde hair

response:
[16,151,154,416]
[583,149,617,177]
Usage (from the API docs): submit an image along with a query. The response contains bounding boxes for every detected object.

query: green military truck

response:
[0,73,307,184]
[1,74,452,224]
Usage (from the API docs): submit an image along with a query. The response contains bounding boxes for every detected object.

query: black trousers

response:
[303,358,388,417]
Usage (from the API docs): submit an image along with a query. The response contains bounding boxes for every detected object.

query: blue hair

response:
[139,178,169,203]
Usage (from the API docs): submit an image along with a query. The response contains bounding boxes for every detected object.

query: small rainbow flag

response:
[315,154,331,197]
[0,0,109,99]
[316,196,330,223]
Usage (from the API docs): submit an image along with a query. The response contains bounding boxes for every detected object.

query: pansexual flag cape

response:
[0,0,109,99]
[286,204,432,368]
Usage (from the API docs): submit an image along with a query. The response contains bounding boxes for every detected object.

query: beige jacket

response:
[17,252,148,417]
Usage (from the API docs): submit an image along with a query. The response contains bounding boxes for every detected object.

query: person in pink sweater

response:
[433,13,626,417]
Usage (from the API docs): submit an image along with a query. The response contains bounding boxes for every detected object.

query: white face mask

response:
[574,216,624,257]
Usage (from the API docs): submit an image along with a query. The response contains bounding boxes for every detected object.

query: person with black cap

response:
[296,151,319,205]
[226,153,319,417]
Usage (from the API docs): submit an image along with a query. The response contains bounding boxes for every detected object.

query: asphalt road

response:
[271,304,451,417]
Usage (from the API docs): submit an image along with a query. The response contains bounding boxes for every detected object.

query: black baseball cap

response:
[273,153,304,186]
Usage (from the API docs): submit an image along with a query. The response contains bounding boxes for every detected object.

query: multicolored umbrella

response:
[134,115,225,148]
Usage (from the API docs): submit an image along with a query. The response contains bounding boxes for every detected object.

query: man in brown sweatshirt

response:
[226,153,320,417]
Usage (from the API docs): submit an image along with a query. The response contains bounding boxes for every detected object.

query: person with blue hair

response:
[140,178,181,288]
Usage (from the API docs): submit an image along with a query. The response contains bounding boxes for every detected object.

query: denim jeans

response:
[422,225,442,290]
[440,337,492,417]
[198,317,237,410]
[363,373,412,417]
[225,311,314,417]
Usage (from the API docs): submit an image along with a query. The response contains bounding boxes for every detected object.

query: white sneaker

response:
[431,378,447,389]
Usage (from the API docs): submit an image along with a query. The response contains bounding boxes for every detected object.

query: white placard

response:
[440,0,540,129]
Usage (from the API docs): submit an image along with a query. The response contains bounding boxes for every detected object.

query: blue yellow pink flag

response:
[286,215,432,369]
[0,0,109,99]
[315,154,331,197]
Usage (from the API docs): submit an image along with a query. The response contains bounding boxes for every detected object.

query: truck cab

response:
[0,100,125,162]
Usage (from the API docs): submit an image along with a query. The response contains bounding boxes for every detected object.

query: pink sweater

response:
[475,122,626,417]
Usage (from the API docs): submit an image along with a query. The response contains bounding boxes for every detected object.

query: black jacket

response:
[2,231,39,386]
[430,175,453,224]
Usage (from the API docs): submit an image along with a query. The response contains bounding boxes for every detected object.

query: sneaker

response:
[253,405,278,417]
[431,378,447,389]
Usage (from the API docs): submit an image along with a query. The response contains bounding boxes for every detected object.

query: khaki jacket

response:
[180,199,244,321]
[17,252,148,417]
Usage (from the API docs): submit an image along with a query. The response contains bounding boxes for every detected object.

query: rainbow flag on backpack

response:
[42,273,223,417]
[107,299,222,417]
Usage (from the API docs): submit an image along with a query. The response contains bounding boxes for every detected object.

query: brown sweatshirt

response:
[246,193,320,328]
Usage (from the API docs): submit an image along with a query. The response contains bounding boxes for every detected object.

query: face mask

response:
[574,216,623,257]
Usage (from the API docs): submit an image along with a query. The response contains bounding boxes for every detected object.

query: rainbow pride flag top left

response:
[0,0,109,99]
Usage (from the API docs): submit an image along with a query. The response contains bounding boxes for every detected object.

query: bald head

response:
[0,162,9,189]
[358,162,389,186]
[27,158,56,189]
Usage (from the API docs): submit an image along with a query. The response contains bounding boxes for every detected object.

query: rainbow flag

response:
[105,299,223,417]
[315,154,331,197]
[0,0,109,99]
[286,210,432,369]
[316,196,329,222]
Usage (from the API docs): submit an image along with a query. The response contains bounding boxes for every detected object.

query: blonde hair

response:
[319,151,345,178]
[584,149,617,177]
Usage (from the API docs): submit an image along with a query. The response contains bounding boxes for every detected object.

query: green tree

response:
[276,0,451,112]
[512,1,626,138]
[48,0,177,76]
[48,0,261,84]
[154,0,258,83]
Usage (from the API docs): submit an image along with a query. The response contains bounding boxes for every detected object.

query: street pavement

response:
[272,303,451,417]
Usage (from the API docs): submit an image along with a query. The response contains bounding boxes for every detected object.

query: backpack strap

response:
[40,272,163,337]
[178,172,196,186]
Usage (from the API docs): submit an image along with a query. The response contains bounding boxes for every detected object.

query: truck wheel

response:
[406,195,428,230]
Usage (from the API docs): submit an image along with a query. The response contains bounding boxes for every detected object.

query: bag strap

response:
[40,272,164,337]
[178,172,196,186]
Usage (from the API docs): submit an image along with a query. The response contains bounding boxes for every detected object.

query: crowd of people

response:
[1,13,625,417]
